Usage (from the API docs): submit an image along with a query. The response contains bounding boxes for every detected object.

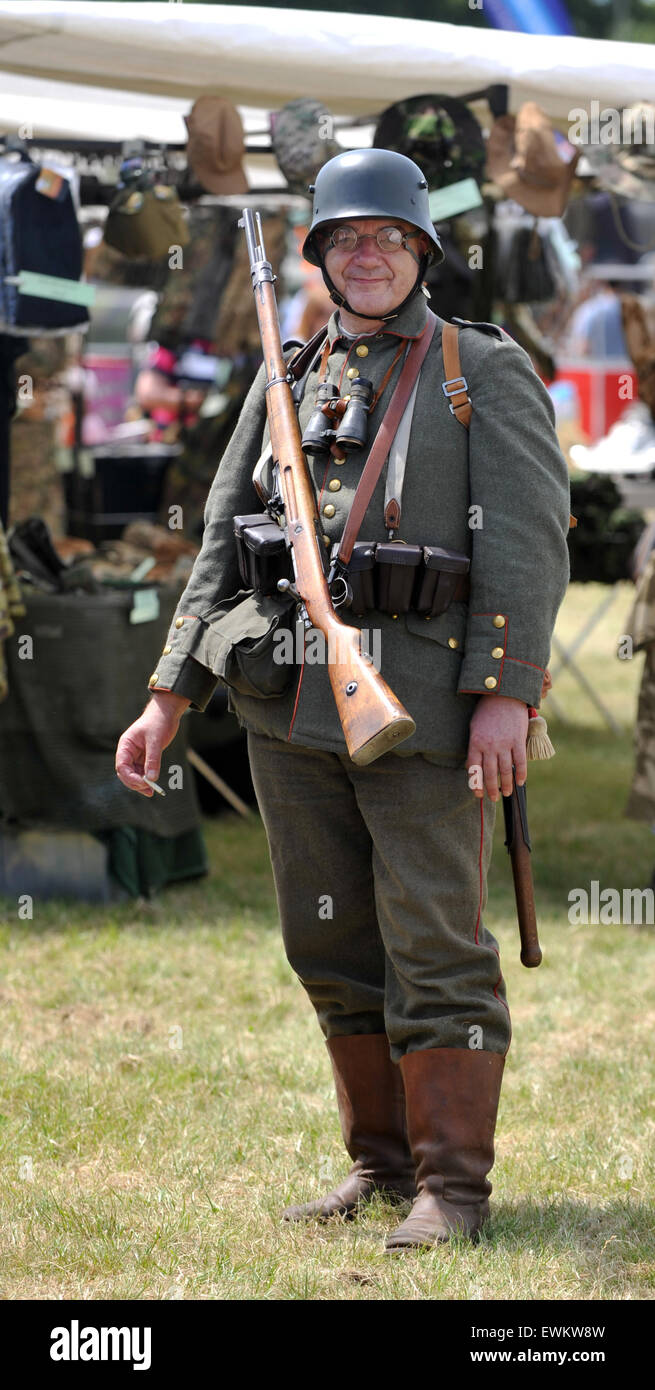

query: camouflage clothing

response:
[147,209,286,539]
[9,336,68,540]
[582,102,655,204]
[155,354,263,542]
[9,416,66,538]
[148,205,239,349]
[626,549,655,822]
[269,99,340,197]
[0,517,26,704]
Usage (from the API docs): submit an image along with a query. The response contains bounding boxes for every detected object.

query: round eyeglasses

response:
[325,225,421,254]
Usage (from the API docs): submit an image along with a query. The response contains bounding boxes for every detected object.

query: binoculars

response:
[301,377,373,455]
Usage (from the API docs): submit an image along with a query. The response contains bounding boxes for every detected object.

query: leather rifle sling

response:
[288,324,329,382]
[336,308,438,567]
[252,327,329,499]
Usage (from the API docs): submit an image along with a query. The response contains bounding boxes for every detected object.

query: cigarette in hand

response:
[143,775,166,796]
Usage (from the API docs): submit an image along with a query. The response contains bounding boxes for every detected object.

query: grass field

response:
[1,581,654,1301]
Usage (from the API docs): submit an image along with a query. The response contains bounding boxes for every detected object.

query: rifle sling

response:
[288,325,329,383]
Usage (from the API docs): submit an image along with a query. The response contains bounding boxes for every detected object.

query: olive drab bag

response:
[104,159,189,261]
[172,588,298,700]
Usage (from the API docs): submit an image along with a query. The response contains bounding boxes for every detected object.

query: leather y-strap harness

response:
[282,315,477,571]
[441,322,473,429]
[335,309,438,567]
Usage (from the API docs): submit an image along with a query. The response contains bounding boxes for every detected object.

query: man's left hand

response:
[466,695,529,802]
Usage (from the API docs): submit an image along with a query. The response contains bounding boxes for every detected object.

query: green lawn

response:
[1,581,654,1300]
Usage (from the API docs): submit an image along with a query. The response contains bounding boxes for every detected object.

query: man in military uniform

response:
[116,149,570,1251]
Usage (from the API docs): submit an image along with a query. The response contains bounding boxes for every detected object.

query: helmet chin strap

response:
[318,253,430,324]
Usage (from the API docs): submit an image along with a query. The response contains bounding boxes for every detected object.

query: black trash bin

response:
[66,442,182,542]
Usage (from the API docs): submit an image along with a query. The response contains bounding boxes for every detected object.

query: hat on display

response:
[581,102,655,203]
[373,93,486,194]
[486,102,580,217]
[270,98,340,197]
[184,96,249,195]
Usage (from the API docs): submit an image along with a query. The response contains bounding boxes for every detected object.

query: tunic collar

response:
[327,291,429,348]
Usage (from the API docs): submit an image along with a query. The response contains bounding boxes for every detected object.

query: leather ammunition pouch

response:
[232,514,470,621]
[233,512,293,595]
[334,539,470,618]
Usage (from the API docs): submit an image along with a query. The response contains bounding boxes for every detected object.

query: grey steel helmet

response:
[302,147,444,267]
[301,147,444,322]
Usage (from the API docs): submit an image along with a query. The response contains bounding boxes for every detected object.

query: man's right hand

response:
[115,691,191,797]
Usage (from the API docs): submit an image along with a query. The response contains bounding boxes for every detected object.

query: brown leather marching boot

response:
[283,1033,417,1222]
[384,1047,505,1252]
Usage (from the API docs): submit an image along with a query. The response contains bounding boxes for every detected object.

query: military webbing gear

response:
[151,293,571,741]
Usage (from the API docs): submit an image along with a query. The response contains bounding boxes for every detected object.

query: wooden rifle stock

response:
[240,208,416,766]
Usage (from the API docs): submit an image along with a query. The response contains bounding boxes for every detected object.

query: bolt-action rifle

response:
[240,207,416,766]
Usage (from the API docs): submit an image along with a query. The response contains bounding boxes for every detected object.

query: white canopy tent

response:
[0,72,293,188]
[0,72,201,146]
[0,1,653,128]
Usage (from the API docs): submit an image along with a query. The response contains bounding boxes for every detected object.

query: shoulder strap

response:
[444,322,577,537]
[441,322,472,430]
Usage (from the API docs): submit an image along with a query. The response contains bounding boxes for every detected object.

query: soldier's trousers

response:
[246,730,512,1060]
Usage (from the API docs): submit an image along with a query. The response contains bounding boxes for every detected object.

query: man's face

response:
[320,217,429,320]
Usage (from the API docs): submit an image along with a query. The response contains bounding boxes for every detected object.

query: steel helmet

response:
[301,148,444,321]
[302,147,444,267]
